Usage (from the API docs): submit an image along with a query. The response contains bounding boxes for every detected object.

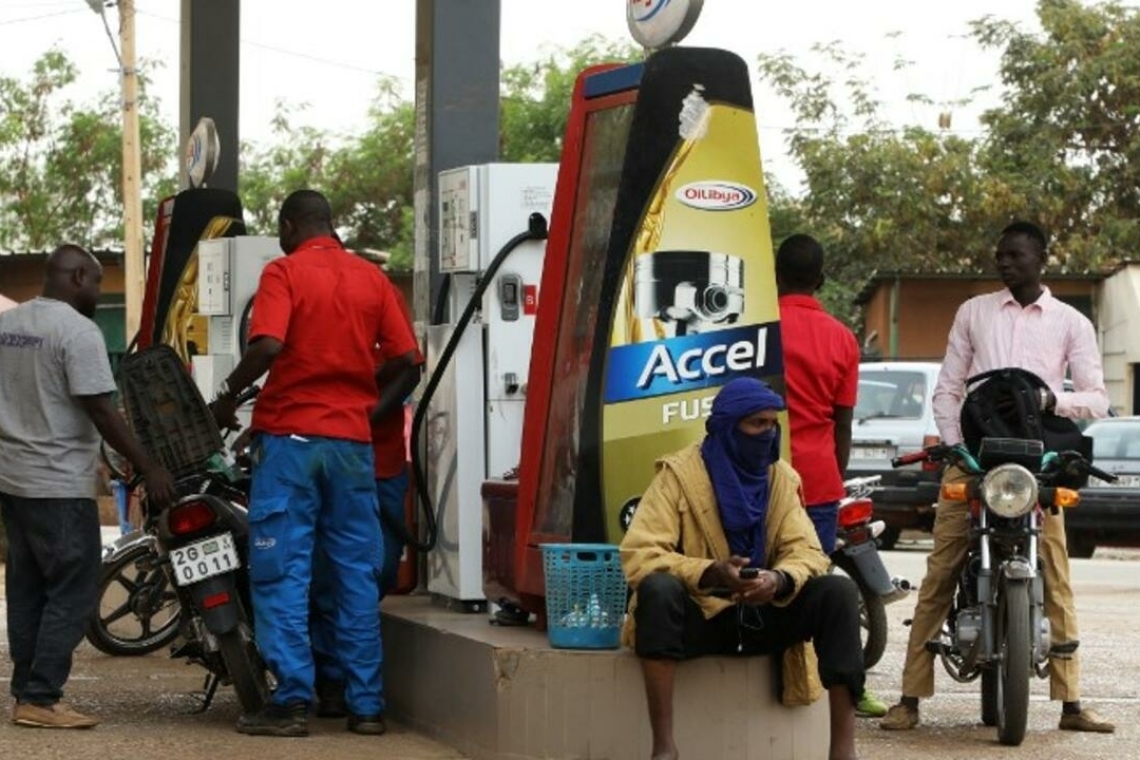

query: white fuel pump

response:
[193,235,281,426]
[424,163,557,606]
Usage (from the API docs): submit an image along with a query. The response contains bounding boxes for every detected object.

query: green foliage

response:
[973,0,1140,271]
[760,1,1140,324]
[240,37,639,272]
[0,50,176,251]
[500,35,642,162]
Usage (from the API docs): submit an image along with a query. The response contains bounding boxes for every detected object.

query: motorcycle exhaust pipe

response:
[882,575,913,605]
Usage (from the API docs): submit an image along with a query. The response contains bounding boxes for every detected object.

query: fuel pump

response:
[479,45,784,621]
[418,163,557,608]
[192,235,282,428]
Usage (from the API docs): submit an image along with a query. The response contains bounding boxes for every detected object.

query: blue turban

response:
[700,377,785,569]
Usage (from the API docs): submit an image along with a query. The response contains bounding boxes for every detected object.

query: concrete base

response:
[382,595,830,760]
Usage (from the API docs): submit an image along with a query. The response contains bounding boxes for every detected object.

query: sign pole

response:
[119,0,145,344]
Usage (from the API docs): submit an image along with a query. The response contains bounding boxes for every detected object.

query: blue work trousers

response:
[313,468,408,687]
[249,433,384,716]
[806,500,840,555]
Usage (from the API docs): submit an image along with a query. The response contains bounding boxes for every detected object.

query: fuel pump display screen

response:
[533,103,635,536]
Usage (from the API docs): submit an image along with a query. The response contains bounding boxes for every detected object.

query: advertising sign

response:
[599,47,783,540]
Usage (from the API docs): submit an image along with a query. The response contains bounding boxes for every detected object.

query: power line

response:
[0,8,86,26]
[135,8,402,80]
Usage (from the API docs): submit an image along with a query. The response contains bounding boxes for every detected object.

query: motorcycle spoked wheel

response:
[995,581,1032,746]
[828,562,888,670]
[86,543,181,656]
[217,623,270,714]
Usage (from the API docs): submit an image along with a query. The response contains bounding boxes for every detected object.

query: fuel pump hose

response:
[398,211,549,553]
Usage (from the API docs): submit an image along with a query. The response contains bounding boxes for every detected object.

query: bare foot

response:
[651,753,679,760]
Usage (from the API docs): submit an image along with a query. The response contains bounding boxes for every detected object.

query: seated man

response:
[620,377,864,760]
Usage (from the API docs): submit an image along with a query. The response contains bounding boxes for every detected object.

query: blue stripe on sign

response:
[584,63,645,99]
[604,321,784,403]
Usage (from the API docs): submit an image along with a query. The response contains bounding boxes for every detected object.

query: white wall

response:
[1095,264,1140,414]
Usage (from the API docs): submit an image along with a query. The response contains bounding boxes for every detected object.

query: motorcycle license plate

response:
[170,533,240,587]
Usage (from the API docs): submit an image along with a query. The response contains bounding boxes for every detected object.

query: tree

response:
[0,50,176,251]
[239,78,416,268]
[240,37,641,272]
[973,0,1140,271]
[759,0,1140,321]
[500,35,642,163]
[757,43,1008,323]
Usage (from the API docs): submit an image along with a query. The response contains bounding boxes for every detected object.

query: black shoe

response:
[315,680,348,718]
[347,713,386,735]
[236,702,309,737]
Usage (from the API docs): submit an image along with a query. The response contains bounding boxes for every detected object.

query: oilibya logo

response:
[636,327,768,389]
[676,181,758,211]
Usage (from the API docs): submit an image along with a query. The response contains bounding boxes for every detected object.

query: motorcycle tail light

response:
[202,591,231,610]
[1053,488,1081,509]
[838,499,874,528]
[168,500,217,535]
[921,435,942,471]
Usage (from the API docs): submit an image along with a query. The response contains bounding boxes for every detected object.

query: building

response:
[856,267,1140,414]
[0,249,129,366]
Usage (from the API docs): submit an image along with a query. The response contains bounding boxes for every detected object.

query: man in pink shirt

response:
[881,221,1114,734]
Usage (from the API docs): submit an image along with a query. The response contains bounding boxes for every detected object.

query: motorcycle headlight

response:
[981,463,1038,518]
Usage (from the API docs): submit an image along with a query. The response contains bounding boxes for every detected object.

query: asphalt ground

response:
[0,530,1137,759]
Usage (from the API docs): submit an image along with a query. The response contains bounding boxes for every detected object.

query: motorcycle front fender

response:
[833,540,895,596]
[185,574,242,635]
[101,530,158,565]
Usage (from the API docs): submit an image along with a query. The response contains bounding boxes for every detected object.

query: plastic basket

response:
[119,345,224,480]
[541,543,627,650]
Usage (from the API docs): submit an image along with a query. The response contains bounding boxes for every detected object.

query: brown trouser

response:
[900,466,1080,702]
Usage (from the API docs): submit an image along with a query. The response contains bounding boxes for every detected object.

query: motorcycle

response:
[829,475,911,669]
[894,438,1111,746]
[87,384,267,713]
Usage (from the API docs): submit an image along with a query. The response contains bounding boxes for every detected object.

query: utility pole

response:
[118,0,144,343]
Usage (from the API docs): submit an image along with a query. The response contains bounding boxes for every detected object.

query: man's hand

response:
[142,465,177,509]
[738,570,782,606]
[700,556,776,603]
[210,395,240,431]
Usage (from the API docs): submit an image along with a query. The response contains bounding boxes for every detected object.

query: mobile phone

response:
[739,567,760,580]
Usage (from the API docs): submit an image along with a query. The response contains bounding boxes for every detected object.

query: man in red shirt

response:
[211,190,418,737]
[311,264,423,720]
[776,233,885,718]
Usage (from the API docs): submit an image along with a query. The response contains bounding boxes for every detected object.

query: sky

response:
[0,0,1121,192]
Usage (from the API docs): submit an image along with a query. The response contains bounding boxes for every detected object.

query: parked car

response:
[847,361,943,548]
[1063,415,1140,557]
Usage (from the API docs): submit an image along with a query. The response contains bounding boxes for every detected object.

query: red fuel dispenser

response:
[485,47,785,621]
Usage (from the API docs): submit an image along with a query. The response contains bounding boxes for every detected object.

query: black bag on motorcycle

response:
[960,368,1092,487]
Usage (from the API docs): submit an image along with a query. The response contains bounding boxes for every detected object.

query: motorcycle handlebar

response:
[891,450,930,467]
[1087,465,1118,483]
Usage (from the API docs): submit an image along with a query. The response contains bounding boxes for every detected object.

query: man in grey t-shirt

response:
[0,245,175,729]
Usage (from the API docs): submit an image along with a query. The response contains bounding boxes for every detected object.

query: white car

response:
[849,361,942,474]
[847,361,943,548]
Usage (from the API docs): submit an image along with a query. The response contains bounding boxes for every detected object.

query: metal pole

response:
[119,0,145,342]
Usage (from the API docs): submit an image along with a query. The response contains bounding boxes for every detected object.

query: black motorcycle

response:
[830,475,911,669]
[895,438,1111,746]
[87,347,267,713]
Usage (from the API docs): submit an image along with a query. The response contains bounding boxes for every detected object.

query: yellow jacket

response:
[619,443,830,706]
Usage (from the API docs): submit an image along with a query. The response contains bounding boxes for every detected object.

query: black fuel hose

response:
[395,212,548,553]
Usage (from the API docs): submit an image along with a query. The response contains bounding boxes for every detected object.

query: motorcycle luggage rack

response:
[119,345,225,481]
